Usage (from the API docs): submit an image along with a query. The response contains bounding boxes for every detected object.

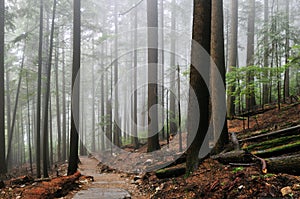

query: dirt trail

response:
[69,156,149,199]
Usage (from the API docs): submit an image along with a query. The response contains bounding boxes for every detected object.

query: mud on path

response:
[66,156,150,199]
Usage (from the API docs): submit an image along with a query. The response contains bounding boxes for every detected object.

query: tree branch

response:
[119,0,144,16]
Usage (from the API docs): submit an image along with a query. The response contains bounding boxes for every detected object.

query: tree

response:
[42,0,57,178]
[263,0,269,106]
[113,1,121,148]
[0,0,7,175]
[147,0,160,152]
[131,6,139,148]
[55,43,61,162]
[211,0,229,154]
[246,0,256,110]
[68,0,80,176]
[226,0,238,118]
[36,0,44,178]
[186,0,211,174]
[169,0,177,136]
[283,0,290,100]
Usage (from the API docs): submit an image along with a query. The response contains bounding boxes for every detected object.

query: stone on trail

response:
[73,187,131,199]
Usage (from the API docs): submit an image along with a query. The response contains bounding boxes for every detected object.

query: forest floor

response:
[0,101,299,198]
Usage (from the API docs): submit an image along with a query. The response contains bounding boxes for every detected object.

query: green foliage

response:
[232,166,244,174]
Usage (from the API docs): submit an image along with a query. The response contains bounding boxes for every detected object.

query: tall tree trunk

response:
[131,7,139,148]
[160,0,165,140]
[283,0,290,101]
[211,0,229,154]
[169,0,177,136]
[0,0,6,175]
[177,65,182,152]
[26,72,33,174]
[100,42,105,151]
[42,0,57,178]
[147,0,160,152]
[49,97,53,165]
[6,43,26,169]
[55,42,62,162]
[263,0,269,106]
[91,38,96,152]
[68,0,80,175]
[62,38,67,161]
[246,0,256,111]
[226,0,238,118]
[186,0,211,174]
[113,1,121,148]
[36,0,44,178]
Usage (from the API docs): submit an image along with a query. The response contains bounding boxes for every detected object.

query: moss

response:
[244,134,300,151]
[252,141,300,157]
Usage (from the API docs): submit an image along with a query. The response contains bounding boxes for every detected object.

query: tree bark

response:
[68,0,80,176]
[55,42,61,162]
[169,0,177,136]
[186,0,211,174]
[36,0,44,178]
[246,0,256,111]
[147,0,160,152]
[210,0,229,154]
[0,0,6,175]
[227,0,238,118]
[263,0,269,106]
[266,155,300,175]
[283,0,290,101]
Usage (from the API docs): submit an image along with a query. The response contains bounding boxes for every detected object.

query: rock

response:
[281,186,292,197]
[133,176,142,181]
[144,159,153,165]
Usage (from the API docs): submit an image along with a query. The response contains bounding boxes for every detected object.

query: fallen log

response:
[155,165,186,179]
[266,155,300,175]
[211,150,253,164]
[252,141,300,158]
[243,134,300,151]
[22,171,81,199]
[240,125,300,143]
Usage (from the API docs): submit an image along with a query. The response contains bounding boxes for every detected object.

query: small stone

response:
[144,159,153,165]
[134,176,141,181]
[292,184,300,191]
[238,185,245,190]
[281,186,292,197]
[16,196,21,199]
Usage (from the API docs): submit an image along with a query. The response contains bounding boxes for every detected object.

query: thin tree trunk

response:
[6,43,26,169]
[49,97,53,165]
[36,0,44,178]
[26,72,33,174]
[227,0,238,118]
[246,0,256,111]
[147,0,160,152]
[283,0,290,101]
[42,0,57,178]
[68,0,80,175]
[177,65,182,152]
[169,0,177,136]
[91,38,96,152]
[62,39,67,161]
[132,7,139,148]
[263,0,269,106]
[160,0,165,140]
[0,0,6,175]
[55,42,61,162]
